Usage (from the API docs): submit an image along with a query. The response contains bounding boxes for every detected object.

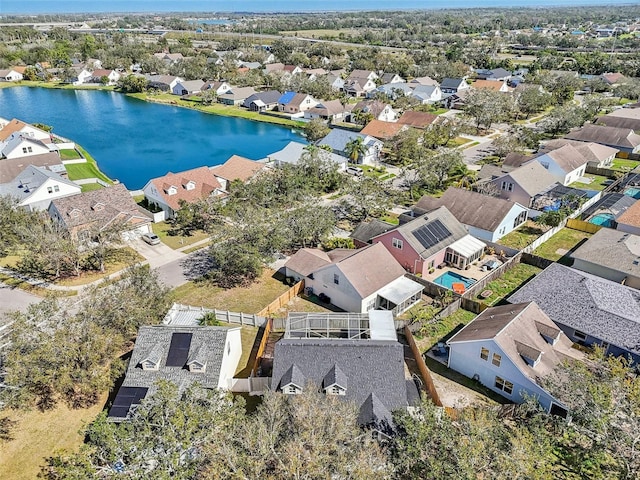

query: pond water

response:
[0,87,304,189]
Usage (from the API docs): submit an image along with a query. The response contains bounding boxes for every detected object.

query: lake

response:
[0,87,304,189]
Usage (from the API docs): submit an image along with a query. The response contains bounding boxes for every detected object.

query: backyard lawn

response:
[532,227,593,263]
[58,148,82,160]
[570,173,610,191]
[612,157,640,172]
[64,145,112,183]
[151,222,210,250]
[409,306,477,350]
[498,220,546,250]
[477,263,542,306]
[170,269,290,313]
[80,183,104,192]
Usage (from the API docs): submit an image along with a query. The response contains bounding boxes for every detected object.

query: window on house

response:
[53,185,59,192]
[327,385,344,395]
[514,211,527,228]
[428,260,435,269]
[392,238,403,249]
[495,376,513,395]
[540,161,549,169]
[47,187,53,194]
[28,146,32,153]
[366,298,376,311]
[333,274,339,285]
[22,147,28,154]
[480,347,489,361]
[574,330,587,341]
[284,385,300,395]
[492,353,502,367]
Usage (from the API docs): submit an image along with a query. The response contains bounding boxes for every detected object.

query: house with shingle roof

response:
[145,74,184,92]
[540,139,618,168]
[615,200,640,236]
[271,311,418,433]
[343,70,379,97]
[440,77,470,94]
[471,79,510,93]
[508,263,640,364]
[533,143,590,186]
[0,165,80,211]
[318,129,382,165]
[268,141,347,170]
[564,124,640,154]
[48,183,152,240]
[360,120,406,141]
[474,68,512,81]
[350,218,396,248]
[218,86,257,106]
[277,92,318,114]
[373,82,413,100]
[596,107,640,132]
[303,100,350,122]
[242,90,281,111]
[568,228,640,289]
[172,79,205,96]
[210,155,265,191]
[410,84,443,104]
[1,134,52,160]
[381,73,405,84]
[108,324,242,421]
[410,76,439,86]
[447,302,582,413]
[89,69,120,85]
[373,206,486,275]
[489,161,559,208]
[142,166,224,219]
[284,242,423,314]
[0,69,23,82]
[411,188,528,242]
[201,81,232,96]
[353,100,397,123]
[0,119,52,144]
[397,111,439,129]
[0,152,67,183]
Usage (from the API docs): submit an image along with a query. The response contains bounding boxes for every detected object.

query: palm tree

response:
[344,137,367,164]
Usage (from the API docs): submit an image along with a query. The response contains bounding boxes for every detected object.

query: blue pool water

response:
[433,271,476,290]
[624,187,640,199]
[589,213,615,227]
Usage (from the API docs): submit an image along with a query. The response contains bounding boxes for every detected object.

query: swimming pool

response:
[589,213,615,227]
[433,271,476,290]
[624,187,640,199]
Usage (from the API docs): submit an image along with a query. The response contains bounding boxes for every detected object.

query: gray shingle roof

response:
[0,152,65,183]
[0,165,77,201]
[319,129,381,154]
[350,219,396,244]
[242,90,281,108]
[268,141,347,166]
[507,263,640,355]
[570,228,640,277]
[271,338,413,428]
[495,161,558,197]
[565,124,640,149]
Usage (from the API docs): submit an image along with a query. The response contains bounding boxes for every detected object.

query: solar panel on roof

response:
[165,332,193,367]
[411,219,452,250]
[108,386,148,418]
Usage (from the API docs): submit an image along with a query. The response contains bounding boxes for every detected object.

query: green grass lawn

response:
[64,144,112,183]
[170,269,290,313]
[498,220,546,250]
[235,326,260,377]
[477,263,542,306]
[54,247,144,287]
[449,136,472,147]
[58,148,81,160]
[409,306,477,349]
[80,183,104,192]
[612,158,640,172]
[533,227,593,263]
[570,173,610,191]
[151,222,210,250]
[378,212,400,225]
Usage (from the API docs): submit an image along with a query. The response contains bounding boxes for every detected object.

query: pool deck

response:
[423,254,504,288]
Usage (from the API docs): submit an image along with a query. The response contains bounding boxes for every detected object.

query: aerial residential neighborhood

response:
[1,2,640,479]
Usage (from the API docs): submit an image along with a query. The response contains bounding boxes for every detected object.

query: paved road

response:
[0,282,41,319]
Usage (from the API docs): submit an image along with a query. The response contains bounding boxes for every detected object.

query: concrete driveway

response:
[127,238,186,269]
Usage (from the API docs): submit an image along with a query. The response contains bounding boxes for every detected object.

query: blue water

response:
[589,213,615,227]
[433,271,476,290]
[1,0,633,14]
[0,87,304,189]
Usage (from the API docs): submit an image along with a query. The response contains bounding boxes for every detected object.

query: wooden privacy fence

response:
[404,325,442,407]
[257,280,305,317]
[251,317,273,376]
[566,218,603,234]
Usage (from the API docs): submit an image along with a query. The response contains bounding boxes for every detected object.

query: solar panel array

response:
[411,219,452,250]
[166,332,193,367]
[108,386,148,419]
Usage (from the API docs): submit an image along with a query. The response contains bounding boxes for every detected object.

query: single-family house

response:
[210,155,265,192]
[616,200,640,235]
[48,184,152,240]
[153,52,184,64]
[1,135,52,159]
[268,141,347,170]
[283,242,423,314]
[440,77,470,94]
[410,76,439,86]
[441,89,472,109]
[474,68,512,82]
[373,83,413,100]
[142,166,224,218]
[582,193,637,227]
[410,85,443,104]
[533,144,589,186]
[72,68,93,85]
[353,100,397,123]
[242,90,281,112]
[396,111,439,129]
[360,120,406,141]
[540,139,618,168]
[201,81,232,96]
[218,87,257,106]
[564,124,640,154]
[343,70,379,97]
[318,129,382,165]
[264,62,286,74]
[271,311,418,433]
[380,73,405,84]
[304,100,350,122]
[447,302,582,413]
[0,165,80,211]
[108,324,242,421]
[90,69,120,85]
[277,92,318,114]
[0,152,67,183]
[372,206,486,275]
[145,75,184,92]
[471,79,510,93]
[350,219,396,248]
[326,74,345,92]
[508,263,640,364]
[0,69,24,82]
[600,72,625,85]
[596,108,640,132]
[489,161,559,208]
[567,228,640,288]
[172,79,205,96]
[0,119,52,144]
[411,188,529,242]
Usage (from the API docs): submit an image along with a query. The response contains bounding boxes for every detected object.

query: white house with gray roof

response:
[0,165,80,211]
[508,263,640,364]
[271,311,418,433]
[267,141,347,170]
[318,129,382,165]
[489,161,559,209]
[533,144,590,186]
[108,325,242,421]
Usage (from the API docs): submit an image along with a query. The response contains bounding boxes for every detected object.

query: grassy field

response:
[410,307,477,350]
[151,222,210,250]
[0,393,107,480]
[55,247,144,287]
[570,173,611,191]
[498,220,546,250]
[58,148,82,160]
[64,144,112,183]
[533,227,592,263]
[612,157,640,172]
[170,269,290,313]
[477,263,542,306]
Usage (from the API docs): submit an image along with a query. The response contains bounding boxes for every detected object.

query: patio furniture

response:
[480,289,493,299]
[452,282,466,294]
